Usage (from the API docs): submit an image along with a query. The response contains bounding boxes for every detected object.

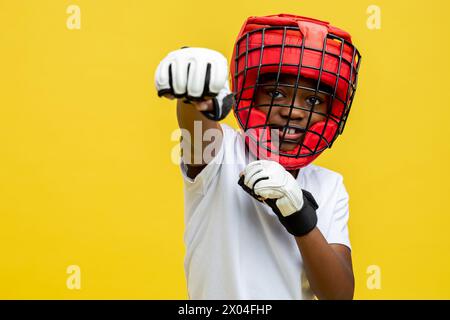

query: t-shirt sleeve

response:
[326,177,351,250]
[179,124,229,195]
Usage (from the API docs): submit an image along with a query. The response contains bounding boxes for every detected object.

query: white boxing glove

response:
[154,47,233,121]
[241,160,304,217]
[238,160,319,237]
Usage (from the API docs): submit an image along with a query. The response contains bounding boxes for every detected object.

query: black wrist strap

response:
[266,190,318,237]
[201,94,234,121]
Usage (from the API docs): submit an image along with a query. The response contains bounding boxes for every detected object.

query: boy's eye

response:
[267,90,286,99]
[306,96,323,106]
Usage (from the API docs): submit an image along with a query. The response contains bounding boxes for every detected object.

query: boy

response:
[154,14,361,300]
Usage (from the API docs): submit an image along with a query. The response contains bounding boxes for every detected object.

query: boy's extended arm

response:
[155,47,233,179]
[176,98,222,178]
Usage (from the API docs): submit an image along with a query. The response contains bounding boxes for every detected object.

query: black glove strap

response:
[181,95,234,122]
[238,175,265,202]
[238,176,319,237]
[200,94,234,121]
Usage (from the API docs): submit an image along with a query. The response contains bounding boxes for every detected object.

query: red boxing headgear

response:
[231,14,361,170]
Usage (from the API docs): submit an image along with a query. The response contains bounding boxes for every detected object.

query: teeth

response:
[287,128,296,134]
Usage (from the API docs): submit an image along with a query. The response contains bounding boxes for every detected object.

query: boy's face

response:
[254,73,331,152]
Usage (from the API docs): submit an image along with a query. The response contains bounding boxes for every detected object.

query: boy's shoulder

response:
[301,164,347,201]
[302,163,344,184]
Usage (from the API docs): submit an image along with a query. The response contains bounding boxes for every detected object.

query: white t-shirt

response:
[180,124,351,300]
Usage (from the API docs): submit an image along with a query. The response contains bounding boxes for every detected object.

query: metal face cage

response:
[232,26,361,160]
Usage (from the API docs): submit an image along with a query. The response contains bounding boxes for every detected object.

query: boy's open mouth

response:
[270,126,306,144]
[280,127,304,142]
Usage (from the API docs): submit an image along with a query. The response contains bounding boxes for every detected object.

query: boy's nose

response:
[278,103,308,122]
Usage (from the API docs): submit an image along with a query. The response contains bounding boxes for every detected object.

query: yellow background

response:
[1,0,449,299]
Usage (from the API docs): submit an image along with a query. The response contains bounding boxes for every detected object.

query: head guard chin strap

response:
[231,14,362,170]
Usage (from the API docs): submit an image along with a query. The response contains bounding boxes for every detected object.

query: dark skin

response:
[173,74,354,299]
[254,73,330,153]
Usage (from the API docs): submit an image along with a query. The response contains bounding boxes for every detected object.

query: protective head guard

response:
[231,14,361,170]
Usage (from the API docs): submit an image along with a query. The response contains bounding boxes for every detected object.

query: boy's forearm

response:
[295,228,354,300]
[176,99,219,136]
[176,99,222,166]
